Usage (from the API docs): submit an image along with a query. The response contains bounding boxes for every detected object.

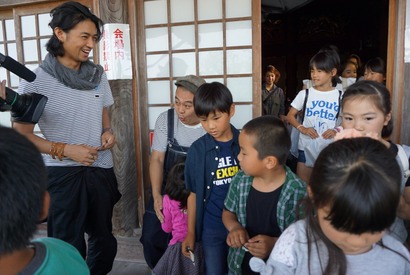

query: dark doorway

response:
[261,0,389,101]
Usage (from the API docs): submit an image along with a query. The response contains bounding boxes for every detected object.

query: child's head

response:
[238,116,290,175]
[0,127,49,255]
[341,80,392,138]
[309,49,340,88]
[264,65,281,85]
[307,139,400,274]
[348,53,362,69]
[363,57,386,84]
[194,82,235,141]
[341,60,358,79]
[194,82,233,117]
[309,137,400,236]
[164,161,189,209]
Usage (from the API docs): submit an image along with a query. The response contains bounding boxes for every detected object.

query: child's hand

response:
[322,129,337,139]
[244,235,278,259]
[334,128,379,141]
[182,233,195,258]
[226,226,249,248]
[299,126,319,139]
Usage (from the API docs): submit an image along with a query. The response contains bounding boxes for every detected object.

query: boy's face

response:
[198,105,235,142]
[238,131,264,176]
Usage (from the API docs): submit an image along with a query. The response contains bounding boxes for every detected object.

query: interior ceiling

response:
[261,0,314,14]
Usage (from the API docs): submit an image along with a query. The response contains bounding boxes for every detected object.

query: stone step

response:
[34,223,145,263]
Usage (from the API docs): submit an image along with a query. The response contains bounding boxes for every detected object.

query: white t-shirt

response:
[291,87,340,151]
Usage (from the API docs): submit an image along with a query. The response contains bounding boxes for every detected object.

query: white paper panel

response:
[170,0,194,23]
[146,27,169,52]
[172,52,196,77]
[226,0,251,18]
[147,54,170,78]
[144,1,168,25]
[226,21,252,47]
[5,19,15,41]
[23,40,38,62]
[227,77,253,102]
[198,23,223,48]
[226,49,252,74]
[171,25,195,50]
[21,15,36,37]
[148,80,172,104]
[199,51,223,76]
[198,0,222,20]
[231,104,252,129]
[39,13,51,36]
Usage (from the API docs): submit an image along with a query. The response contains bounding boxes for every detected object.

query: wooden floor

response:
[109,260,151,275]
[34,224,152,274]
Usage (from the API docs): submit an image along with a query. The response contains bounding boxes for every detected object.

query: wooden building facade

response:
[0,0,408,237]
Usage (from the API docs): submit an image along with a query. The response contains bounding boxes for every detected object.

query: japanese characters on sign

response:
[100,24,132,80]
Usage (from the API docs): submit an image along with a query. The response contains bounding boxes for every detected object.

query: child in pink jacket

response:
[153,162,204,274]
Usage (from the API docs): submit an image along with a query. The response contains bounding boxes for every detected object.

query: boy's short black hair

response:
[0,127,47,254]
[242,115,290,165]
[194,82,233,117]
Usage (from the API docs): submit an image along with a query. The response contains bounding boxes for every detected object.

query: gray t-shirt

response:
[250,219,410,275]
[151,109,206,152]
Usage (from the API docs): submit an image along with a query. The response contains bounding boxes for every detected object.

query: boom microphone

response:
[0,53,36,82]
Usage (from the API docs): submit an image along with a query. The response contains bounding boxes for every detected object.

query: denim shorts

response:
[298,150,306,163]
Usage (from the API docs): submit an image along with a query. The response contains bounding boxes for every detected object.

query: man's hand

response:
[153,193,164,223]
[0,80,6,100]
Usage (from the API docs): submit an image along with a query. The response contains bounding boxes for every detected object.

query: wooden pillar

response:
[98,0,139,236]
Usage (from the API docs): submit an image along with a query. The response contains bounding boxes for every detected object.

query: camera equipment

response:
[0,87,47,124]
[1,53,47,123]
[0,53,36,82]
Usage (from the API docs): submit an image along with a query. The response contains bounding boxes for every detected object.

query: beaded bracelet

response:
[50,142,66,161]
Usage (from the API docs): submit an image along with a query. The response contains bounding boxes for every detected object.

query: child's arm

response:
[161,196,172,233]
[287,107,318,139]
[182,192,196,258]
[245,235,278,259]
[222,209,249,248]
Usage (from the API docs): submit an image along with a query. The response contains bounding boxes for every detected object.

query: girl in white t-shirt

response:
[287,49,341,183]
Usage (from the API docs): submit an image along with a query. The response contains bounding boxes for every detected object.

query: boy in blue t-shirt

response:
[182,82,240,274]
[0,126,89,274]
[223,116,306,274]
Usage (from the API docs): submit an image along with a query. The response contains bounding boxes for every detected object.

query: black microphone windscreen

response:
[2,56,36,82]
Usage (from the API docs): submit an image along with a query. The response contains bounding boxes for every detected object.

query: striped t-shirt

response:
[18,67,114,168]
[151,109,206,153]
